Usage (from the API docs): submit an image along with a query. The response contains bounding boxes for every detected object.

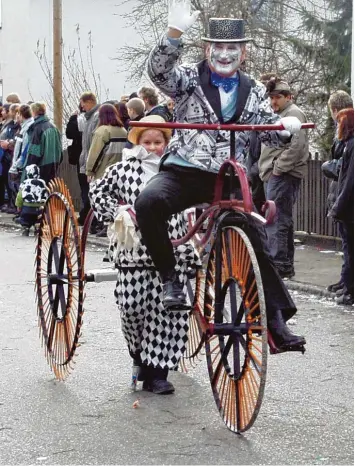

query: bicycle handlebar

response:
[129,121,315,131]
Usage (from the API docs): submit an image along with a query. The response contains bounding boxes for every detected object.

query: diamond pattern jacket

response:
[89,148,200,269]
[148,35,285,173]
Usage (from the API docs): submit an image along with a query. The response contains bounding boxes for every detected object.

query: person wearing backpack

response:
[86,103,127,181]
[86,103,127,237]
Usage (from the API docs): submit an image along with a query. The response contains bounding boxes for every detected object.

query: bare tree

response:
[34,25,109,123]
[115,0,343,154]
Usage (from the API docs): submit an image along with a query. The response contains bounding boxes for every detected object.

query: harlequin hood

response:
[25,164,40,179]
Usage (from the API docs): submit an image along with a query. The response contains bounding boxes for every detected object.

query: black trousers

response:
[135,166,297,322]
[339,221,354,296]
[78,172,91,223]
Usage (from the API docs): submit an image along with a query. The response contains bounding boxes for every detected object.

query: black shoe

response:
[336,294,354,306]
[21,228,30,237]
[327,281,344,293]
[268,310,306,349]
[162,273,188,310]
[142,367,175,394]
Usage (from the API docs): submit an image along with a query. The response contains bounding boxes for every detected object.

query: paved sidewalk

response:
[0,212,344,299]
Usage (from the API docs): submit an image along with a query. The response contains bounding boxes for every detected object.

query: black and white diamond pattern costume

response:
[89,146,201,370]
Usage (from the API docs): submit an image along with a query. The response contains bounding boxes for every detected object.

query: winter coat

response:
[89,145,200,269]
[329,137,354,223]
[146,104,172,122]
[258,101,309,181]
[79,105,100,174]
[86,125,127,180]
[148,35,286,173]
[0,119,21,165]
[26,115,62,183]
[15,164,48,208]
[65,114,83,166]
[10,117,34,175]
[322,139,345,212]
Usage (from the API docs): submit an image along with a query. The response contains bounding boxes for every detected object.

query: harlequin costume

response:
[135,5,306,351]
[89,116,200,393]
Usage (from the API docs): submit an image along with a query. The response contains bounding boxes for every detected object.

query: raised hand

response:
[168,0,200,34]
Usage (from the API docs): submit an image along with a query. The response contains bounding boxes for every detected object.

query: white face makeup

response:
[208,43,244,77]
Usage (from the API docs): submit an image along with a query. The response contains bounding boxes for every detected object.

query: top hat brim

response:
[202,37,252,43]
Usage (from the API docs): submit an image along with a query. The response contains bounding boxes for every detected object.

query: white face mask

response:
[208,43,244,77]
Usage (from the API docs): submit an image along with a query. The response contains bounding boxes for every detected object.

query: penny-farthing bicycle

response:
[35,121,313,433]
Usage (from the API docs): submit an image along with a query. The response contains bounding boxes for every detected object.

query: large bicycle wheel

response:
[180,269,207,370]
[204,225,267,433]
[35,179,84,380]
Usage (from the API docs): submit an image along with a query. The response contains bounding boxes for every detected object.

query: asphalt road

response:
[0,229,353,465]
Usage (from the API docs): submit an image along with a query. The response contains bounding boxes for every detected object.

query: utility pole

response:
[53,0,63,133]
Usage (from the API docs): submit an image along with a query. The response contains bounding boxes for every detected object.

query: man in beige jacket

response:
[259,78,309,279]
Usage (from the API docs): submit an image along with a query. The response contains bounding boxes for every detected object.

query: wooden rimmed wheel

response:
[204,225,267,433]
[180,269,206,369]
[36,179,84,381]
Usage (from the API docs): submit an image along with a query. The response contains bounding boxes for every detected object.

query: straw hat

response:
[128,115,172,145]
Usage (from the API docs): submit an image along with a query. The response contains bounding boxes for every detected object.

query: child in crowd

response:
[89,115,200,394]
[15,164,48,236]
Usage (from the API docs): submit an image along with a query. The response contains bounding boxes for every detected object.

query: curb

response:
[0,218,336,300]
[294,231,341,251]
[285,280,334,299]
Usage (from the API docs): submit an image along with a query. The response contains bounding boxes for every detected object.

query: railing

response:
[293,155,339,238]
[58,151,339,239]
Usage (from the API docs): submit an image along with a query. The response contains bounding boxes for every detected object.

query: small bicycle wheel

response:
[204,225,267,433]
[35,179,84,380]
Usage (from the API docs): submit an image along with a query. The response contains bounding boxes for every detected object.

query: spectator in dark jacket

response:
[328,108,354,305]
[0,103,21,212]
[26,102,62,183]
[138,86,172,121]
[321,90,353,294]
[66,105,87,225]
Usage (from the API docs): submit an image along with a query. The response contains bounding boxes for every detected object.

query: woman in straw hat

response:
[89,115,200,394]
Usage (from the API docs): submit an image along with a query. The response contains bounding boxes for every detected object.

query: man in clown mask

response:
[135,0,306,351]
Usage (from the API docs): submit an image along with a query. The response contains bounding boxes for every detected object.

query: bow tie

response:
[211,73,239,93]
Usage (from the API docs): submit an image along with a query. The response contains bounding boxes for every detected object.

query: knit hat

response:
[128,115,172,145]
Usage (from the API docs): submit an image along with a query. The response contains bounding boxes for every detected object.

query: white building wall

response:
[0,0,141,105]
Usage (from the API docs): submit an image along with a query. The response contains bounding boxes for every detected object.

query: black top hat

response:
[202,18,251,43]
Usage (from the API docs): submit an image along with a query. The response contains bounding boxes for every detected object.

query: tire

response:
[35,179,84,380]
[204,225,268,433]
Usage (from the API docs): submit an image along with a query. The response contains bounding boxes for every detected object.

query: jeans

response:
[135,166,298,322]
[265,173,301,273]
[19,206,42,228]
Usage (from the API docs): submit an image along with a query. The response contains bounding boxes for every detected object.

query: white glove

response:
[168,0,200,34]
[279,116,302,135]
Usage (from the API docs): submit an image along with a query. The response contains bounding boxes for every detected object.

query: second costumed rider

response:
[134,0,306,351]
